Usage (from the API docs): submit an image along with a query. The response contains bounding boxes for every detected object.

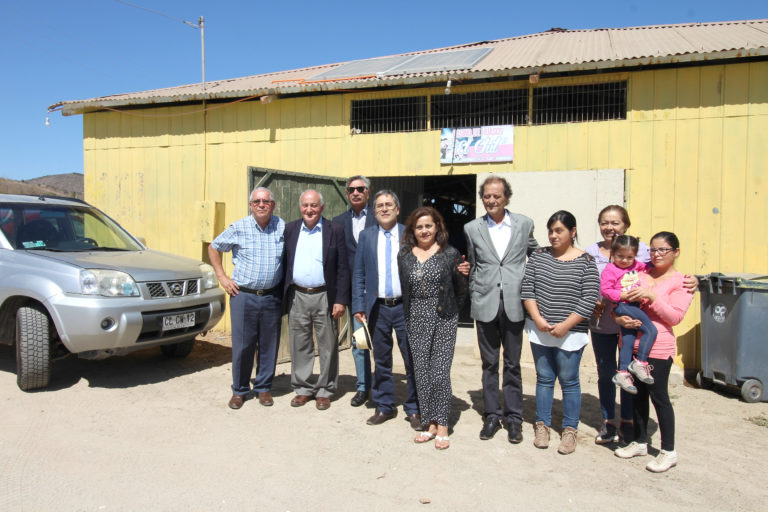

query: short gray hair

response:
[373,189,400,209]
[250,187,274,202]
[345,175,371,189]
[299,189,324,207]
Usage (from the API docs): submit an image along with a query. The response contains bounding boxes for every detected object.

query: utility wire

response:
[114,0,191,25]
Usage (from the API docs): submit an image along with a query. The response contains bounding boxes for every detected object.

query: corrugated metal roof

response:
[51,19,768,116]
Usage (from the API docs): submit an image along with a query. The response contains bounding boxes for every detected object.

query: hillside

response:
[0,173,83,199]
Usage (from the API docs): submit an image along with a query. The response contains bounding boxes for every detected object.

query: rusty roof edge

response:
[53,47,768,117]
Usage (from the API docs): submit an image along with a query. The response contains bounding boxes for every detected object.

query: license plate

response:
[162,312,195,331]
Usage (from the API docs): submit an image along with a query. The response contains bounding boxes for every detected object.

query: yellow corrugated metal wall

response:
[83,62,768,367]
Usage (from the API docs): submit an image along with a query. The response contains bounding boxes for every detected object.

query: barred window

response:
[431,89,528,129]
[532,81,627,125]
[350,96,427,134]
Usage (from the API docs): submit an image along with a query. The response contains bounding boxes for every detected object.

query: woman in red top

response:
[613,231,693,473]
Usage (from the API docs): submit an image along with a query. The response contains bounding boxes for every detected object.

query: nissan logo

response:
[169,283,183,296]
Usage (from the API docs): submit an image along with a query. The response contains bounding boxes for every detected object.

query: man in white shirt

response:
[464,177,538,443]
[352,190,421,429]
[333,176,377,407]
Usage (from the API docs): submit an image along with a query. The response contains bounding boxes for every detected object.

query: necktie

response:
[384,231,393,297]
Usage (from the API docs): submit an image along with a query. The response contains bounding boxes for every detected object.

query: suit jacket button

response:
[437,306,442,312]
[439,285,444,290]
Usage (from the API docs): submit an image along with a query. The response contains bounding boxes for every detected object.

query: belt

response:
[377,297,402,306]
[294,284,327,294]
[239,285,278,296]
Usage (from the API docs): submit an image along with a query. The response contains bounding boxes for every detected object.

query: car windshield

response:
[0,202,143,251]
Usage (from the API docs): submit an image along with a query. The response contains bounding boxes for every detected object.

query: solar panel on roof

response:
[310,55,411,80]
[309,47,492,81]
[384,48,492,75]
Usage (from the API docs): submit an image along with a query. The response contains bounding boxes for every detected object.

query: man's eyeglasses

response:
[375,202,396,211]
[249,199,273,205]
[650,247,675,255]
[347,186,367,194]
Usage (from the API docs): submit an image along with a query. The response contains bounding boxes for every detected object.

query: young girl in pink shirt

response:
[600,235,657,394]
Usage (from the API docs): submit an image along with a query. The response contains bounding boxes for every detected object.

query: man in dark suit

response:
[352,190,420,429]
[283,189,349,410]
[464,176,538,443]
[332,175,377,407]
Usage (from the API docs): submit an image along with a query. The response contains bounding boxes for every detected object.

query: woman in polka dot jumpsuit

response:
[398,207,468,450]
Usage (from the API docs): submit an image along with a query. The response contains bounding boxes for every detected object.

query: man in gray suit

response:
[464,176,538,444]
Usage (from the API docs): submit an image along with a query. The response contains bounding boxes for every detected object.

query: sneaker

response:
[614,441,648,459]
[628,360,655,385]
[612,371,638,394]
[646,450,677,472]
[533,421,550,449]
[557,427,578,455]
[595,422,619,444]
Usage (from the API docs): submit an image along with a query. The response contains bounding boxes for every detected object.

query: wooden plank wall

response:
[83,62,768,367]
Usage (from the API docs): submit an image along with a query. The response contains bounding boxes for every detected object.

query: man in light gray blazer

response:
[464,176,538,444]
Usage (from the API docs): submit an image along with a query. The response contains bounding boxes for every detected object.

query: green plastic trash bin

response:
[697,273,768,402]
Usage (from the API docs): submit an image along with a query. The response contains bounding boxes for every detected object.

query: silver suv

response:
[0,194,226,390]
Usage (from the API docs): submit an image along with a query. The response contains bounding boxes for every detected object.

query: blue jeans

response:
[591,332,633,422]
[530,343,584,430]
[350,314,371,392]
[614,302,658,369]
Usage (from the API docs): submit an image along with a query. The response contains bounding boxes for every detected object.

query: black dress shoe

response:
[366,410,396,425]
[405,413,423,431]
[507,422,523,444]
[479,417,502,440]
[350,390,369,407]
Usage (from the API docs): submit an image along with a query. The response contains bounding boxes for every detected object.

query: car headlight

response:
[80,270,140,297]
[199,263,218,290]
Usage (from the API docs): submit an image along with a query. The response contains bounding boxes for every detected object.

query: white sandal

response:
[414,432,436,444]
[435,435,450,450]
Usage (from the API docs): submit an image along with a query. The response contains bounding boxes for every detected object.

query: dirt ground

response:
[1,328,767,512]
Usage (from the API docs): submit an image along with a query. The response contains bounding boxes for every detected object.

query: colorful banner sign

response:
[440,125,514,164]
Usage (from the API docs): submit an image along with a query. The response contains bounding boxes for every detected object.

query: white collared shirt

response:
[376,226,402,298]
[293,218,325,287]
[351,207,368,243]
[487,211,512,260]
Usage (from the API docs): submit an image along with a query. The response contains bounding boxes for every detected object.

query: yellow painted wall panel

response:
[566,123,589,169]
[653,69,677,120]
[676,67,700,120]
[630,71,654,121]
[672,118,699,271]
[695,117,724,273]
[627,120,653,236]
[743,115,768,271]
[650,120,676,228]
[294,97,311,142]
[748,61,768,116]
[719,116,748,272]
[546,124,568,169]
[724,63,750,117]
[699,66,724,119]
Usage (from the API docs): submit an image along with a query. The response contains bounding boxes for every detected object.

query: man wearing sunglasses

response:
[333,176,377,407]
[209,187,285,410]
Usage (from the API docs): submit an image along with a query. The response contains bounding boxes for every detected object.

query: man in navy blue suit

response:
[352,190,420,429]
[283,189,349,411]
[333,175,377,407]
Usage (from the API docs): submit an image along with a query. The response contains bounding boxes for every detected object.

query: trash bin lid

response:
[697,272,768,290]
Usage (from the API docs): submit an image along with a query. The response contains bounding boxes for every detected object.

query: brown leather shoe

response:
[228,394,244,410]
[367,410,396,425]
[406,413,423,431]
[290,394,311,407]
[316,397,331,410]
[258,391,274,407]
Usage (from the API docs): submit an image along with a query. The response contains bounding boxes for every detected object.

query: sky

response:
[0,0,764,181]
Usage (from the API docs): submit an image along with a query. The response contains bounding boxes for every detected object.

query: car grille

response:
[145,279,200,298]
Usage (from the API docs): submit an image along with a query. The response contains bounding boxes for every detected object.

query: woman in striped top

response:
[522,210,600,454]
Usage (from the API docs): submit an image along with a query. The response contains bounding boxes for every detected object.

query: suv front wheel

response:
[16,304,52,391]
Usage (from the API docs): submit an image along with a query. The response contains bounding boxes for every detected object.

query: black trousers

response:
[476,294,524,424]
[633,356,675,451]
